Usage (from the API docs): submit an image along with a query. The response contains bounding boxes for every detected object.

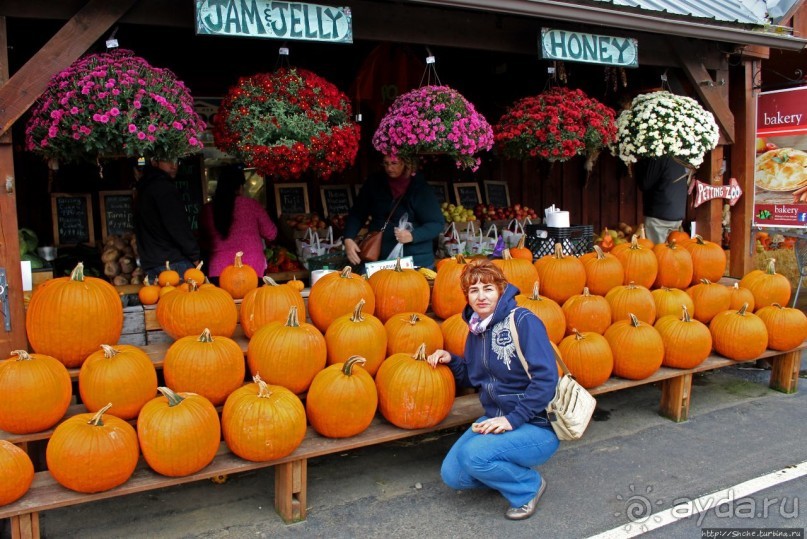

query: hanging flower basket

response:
[493,87,617,171]
[615,90,720,169]
[372,85,493,171]
[25,49,206,162]
[213,68,360,181]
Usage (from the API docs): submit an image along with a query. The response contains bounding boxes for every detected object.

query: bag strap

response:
[508,309,571,378]
[380,197,404,232]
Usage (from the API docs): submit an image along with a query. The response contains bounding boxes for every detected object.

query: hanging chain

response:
[276,44,291,70]
[419,49,441,87]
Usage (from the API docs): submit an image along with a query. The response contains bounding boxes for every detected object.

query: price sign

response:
[51,193,95,246]
[275,183,310,216]
[320,184,353,217]
[484,181,510,208]
[428,182,449,204]
[99,190,135,239]
[454,182,482,209]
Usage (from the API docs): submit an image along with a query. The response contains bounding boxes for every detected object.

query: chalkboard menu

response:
[427,182,449,204]
[454,182,482,209]
[320,185,353,217]
[274,183,310,216]
[484,181,511,208]
[100,190,135,239]
[173,164,205,231]
[51,193,94,246]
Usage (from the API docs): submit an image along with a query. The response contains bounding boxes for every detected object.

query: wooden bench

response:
[2,342,803,538]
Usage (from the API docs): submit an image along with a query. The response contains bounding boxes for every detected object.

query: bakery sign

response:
[688,178,743,208]
[753,87,807,228]
[195,1,352,44]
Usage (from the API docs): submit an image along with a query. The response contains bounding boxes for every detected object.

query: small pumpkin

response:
[369,258,431,322]
[686,279,731,324]
[636,224,655,250]
[385,312,444,356]
[509,236,533,261]
[515,280,566,344]
[240,276,306,338]
[0,440,35,506]
[286,276,305,292]
[306,356,378,438]
[158,261,181,287]
[667,229,691,245]
[654,305,712,369]
[604,313,664,380]
[46,403,140,493]
[308,266,376,332]
[755,303,807,351]
[183,261,205,285]
[739,258,791,310]
[709,303,768,361]
[137,387,221,477]
[138,276,161,306]
[727,282,755,312]
[557,330,613,388]
[561,288,612,335]
[324,299,387,376]
[219,251,259,299]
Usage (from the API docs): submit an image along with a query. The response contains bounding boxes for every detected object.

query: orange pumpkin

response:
[219,251,259,299]
[493,249,540,296]
[683,235,727,285]
[0,350,72,434]
[26,262,123,368]
[534,243,587,304]
[604,313,664,380]
[137,387,221,477]
[222,375,306,462]
[739,258,791,310]
[385,312,444,356]
[325,299,387,376]
[686,279,731,324]
[580,245,625,296]
[240,276,306,338]
[727,282,755,311]
[375,343,456,429]
[46,403,139,493]
[305,356,378,438]
[605,282,656,324]
[509,236,534,261]
[667,229,691,245]
[636,224,655,250]
[654,305,712,369]
[156,281,238,339]
[613,235,658,289]
[79,344,158,420]
[0,440,34,505]
[653,239,693,289]
[163,328,246,406]
[287,276,305,292]
[432,255,469,320]
[441,313,470,357]
[558,330,613,388]
[308,266,376,332]
[247,306,327,394]
[561,288,612,335]
[515,280,566,344]
[183,261,206,286]
[651,287,696,320]
[158,261,181,287]
[755,303,807,351]
[138,276,161,306]
[159,284,176,297]
[369,258,431,322]
[709,303,768,361]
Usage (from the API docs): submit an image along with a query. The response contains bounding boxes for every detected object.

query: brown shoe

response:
[505,478,547,520]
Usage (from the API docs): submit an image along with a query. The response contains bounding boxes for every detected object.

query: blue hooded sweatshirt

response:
[447,284,559,429]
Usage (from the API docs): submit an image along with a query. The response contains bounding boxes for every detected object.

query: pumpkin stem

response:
[69,262,86,282]
[157,387,185,407]
[195,261,204,271]
[100,344,119,358]
[198,328,214,343]
[186,279,199,292]
[88,403,113,426]
[553,243,563,258]
[733,282,740,291]
[234,251,244,268]
[455,254,466,264]
[516,235,526,250]
[502,248,513,260]
[700,278,713,285]
[394,258,403,271]
[680,305,692,322]
[593,245,606,259]
[530,280,541,300]
[629,235,640,249]
[253,374,272,398]
[285,305,300,327]
[765,258,777,275]
[350,299,366,322]
[771,303,784,309]
[165,261,172,271]
[573,329,585,340]
[693,234,706,245]
[626,281,637,290]
[340,266,353,278]
[263,276,280,286]
[412,343,428,361]
[582,287,591,297]
[143,275,151,286]
[10,350,31,361]
[408,313,421,325]
[638,224,648,240]
[738,303,749,315]
[628,313,641,327]
[343,355,367,375]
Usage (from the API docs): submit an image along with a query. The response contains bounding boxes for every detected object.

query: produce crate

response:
[525,224,594,258]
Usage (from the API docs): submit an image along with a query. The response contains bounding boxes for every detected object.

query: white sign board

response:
[364,256,415,277]
[540,28,638,67]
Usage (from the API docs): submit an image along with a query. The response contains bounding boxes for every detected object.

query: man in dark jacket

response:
[635,155,689,244]
[134,158,200,281]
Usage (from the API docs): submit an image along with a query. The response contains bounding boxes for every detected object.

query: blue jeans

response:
[441,416,559,507]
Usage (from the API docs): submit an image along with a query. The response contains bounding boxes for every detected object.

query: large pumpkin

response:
[0,440,34,506]
[651,287,696,320]
[533,243,586,304]
[605,282,656,324]
[308,266,376,332]
[222,375,307,462]
[26,262,123,367]
[156,281,238,339]
[493,249,540,296]
[0,350,72,434]
[385,312,444,356]
[247,305,327,394]
[557,330,613,388]
[306,356,378,438]
[515,280,566,344]
[240,276,306,337]
[325,299,387,376]
[580,245,625,296]
[653,239,693,289]
[376,343,456,429]
[79,344,158,420]
[441,313,470,357]
[654,306,713,369]
[739,258,791,310]
[561,288,612,335]
[686,279,731,324]
[755,303,807,351]
[219,251,259,299]
[709,304,768,361]
[432,255,469,320]
[369,258,431,322]
[683,235,726,285]
[613,236,658,289]
[604,314,664,380]
[163,328,245,406]
[46,404,140,493]
[137,387,221,477]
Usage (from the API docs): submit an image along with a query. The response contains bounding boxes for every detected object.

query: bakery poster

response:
[754,86,807,228]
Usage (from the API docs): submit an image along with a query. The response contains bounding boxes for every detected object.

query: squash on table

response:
[369,257,430,322]
[384,312,444,356]
[325,299,387,376]
[686,279,731,324]
[493,249,540,296]
[653,239,693,289]
[183,261,205,285]
[219,251,259,299]
[533,243,586,304]
[240,276,306,338]
[709,303,768,361]
[156,280,238,339]
[306,356,378,438]
[654,305,712,369]
[432,254,469,320]
[755,303,807,351]
[651,287,695,320]
[308,266,376,332]
[441,313,470,357]
[557,330,613,388]
[612,235,658,289]
[683,235,726,285]
[138,275,161,306]
[604,313,664,380]
[158,261,181,287]
[739,258,791,310]
[561,288,612,335]
[0,350,71,434]
[515,280,565,344]
[0,440,34,506]
[580,245,624,297]
[605,282,656,325]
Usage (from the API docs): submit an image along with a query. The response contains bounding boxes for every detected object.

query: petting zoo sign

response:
[195,1,353,43]
[688,177,743,208]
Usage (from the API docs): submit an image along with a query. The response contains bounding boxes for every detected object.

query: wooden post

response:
[10,512,39,539]
[769,350,801,394]
[695,146,725,243]
[274,459,307,523]
[659,373,692,422]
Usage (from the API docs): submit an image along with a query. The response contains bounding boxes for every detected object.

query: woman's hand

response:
[427,349,451,368]
[472,417,513,435]
[394,228,413,244]
[344,238,361,265]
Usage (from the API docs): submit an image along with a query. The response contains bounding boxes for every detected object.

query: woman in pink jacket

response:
[201,165,278,280]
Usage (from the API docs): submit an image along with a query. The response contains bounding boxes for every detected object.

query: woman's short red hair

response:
[460,258,508,298]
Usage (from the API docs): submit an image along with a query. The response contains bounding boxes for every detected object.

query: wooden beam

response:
[0,0,138,137]
[740,45,770,60]
[673,40,735,144]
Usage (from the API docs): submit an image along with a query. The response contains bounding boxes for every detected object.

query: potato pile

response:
[101,233,143,286]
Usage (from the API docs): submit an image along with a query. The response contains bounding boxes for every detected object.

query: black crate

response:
[525,224,594,258]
